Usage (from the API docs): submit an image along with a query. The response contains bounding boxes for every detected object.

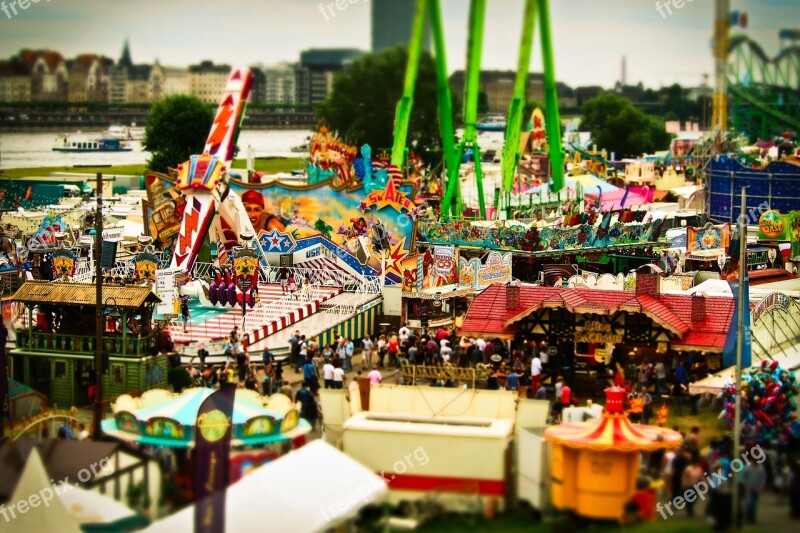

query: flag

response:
[722,226,751,369]
[722,277,752,369]
[194,385,236,533]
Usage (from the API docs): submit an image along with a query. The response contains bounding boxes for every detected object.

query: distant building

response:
[108,40,133,103]
[372,0,430,53]
[263,63,298,105]
[188,60,231,103]
[160,65,190,98]
[299,48,363,104]
[15,50,68,101]
[67,54,110,102]
[0,59,31,102]
[449,70,574,114]
[249,67,266,104]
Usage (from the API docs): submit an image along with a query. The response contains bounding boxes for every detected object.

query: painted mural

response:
[226,177,416,281]
[417,217,665,252]
[687,222,731,253]
[458,252,513,289]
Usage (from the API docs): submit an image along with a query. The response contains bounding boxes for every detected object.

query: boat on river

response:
[52,135,133,153]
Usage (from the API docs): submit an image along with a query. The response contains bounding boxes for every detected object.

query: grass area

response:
[661,401,729,451]
[0,157,305,179]
[0,164,148,178]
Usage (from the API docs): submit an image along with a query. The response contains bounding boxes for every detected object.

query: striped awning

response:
[545,412,682,452]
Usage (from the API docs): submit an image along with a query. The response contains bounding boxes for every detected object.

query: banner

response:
[51,249,77,278]
[194,385,236,533]
[758,210,798,241]
[155,269,177,315]
[722,230,752,369]
[134,252,160,283]
[687,222,730,253]
[476,252,512,288]
[400,254,420,292]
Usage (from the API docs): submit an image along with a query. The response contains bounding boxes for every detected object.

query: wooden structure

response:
[8,281,168,408]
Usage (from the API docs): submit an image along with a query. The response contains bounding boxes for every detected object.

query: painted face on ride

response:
[245,203,264,227]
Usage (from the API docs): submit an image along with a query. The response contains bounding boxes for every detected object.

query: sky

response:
[0,0,797,88]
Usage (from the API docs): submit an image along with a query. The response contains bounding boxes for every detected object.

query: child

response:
[288,276,297,297]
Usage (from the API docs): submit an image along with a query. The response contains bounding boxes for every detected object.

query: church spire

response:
[119,38,132,68]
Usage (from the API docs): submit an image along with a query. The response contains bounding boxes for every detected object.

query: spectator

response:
[236,350,249,382]
[534,383,547,399]
[742,458,767,524]
[295,384,319,430]
[368,365,382,385]
[344,337,354,371]
[361,335,375,370]
[377,334,387,368]
[530,353,543,392]
[303,358,315,388]
[506,368,519,391]
[322,360,335,389]
[332,362,345,389]
[262,346,274,368]
[654,360,667,396]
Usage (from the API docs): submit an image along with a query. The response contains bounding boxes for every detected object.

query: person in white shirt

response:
[531,354,543,391]
[368,366,382,385]
[332,365,345,389]
[476,338,486,352]
[323,362,335,389]
[398,326,410,339]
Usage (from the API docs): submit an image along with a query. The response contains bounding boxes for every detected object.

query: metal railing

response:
[15,330,152,357]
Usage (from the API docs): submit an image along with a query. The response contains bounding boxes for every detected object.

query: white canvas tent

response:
[0,448,140,533]
[690,341,800,395]
[144,440,388,533]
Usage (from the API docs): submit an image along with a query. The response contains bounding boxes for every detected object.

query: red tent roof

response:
[459,284,736,350]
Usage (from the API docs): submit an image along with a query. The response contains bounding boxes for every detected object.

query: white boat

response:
[52,135,132,152]
[104,123,145,141]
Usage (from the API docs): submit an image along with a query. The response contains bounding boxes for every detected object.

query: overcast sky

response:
[0,0,797,88]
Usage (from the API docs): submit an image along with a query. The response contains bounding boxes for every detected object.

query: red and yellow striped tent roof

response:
[545,413,683,452]
[545,387,682,452]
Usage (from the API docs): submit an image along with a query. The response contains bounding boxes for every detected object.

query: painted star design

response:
[359,201,368,213]
[258,228,296,253]
[384,237,408,277]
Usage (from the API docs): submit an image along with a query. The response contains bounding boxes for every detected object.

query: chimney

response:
[691,294,706,322]
[635,272,660,297]
[506,284,520,311]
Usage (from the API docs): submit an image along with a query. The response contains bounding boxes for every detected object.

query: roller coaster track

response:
[727,34,800,137]
[729,84,800,134]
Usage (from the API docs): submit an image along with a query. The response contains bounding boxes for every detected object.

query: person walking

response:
[344,337,354,372]
[530,353,543,392]
[681,453,704,518]
[641,386,653,425]
[377,334,387,368]
[277,264,290,294]
[654,360,667,396]
[295,383,319,431]
[742,458,767,524]
[361,335,375,371]
[323,359,335,389]
[180,296,190,333]
[332,362,345,390]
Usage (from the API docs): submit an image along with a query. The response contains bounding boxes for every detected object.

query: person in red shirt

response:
[561,383,572,406]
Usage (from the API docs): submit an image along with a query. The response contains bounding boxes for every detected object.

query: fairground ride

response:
[389,0,564,221]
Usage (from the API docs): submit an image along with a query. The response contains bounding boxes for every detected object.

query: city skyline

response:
[0,0,797,88]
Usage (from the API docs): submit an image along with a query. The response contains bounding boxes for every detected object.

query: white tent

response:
[0,448,140,533]
[0,448,82,533]
[690,341,800,395]
[144,440,388,533]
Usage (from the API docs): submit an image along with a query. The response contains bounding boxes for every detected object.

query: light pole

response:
[93,172,104,438]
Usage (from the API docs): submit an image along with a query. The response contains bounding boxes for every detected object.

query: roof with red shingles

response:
[459,284,738,350]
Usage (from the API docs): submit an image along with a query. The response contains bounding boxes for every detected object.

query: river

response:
[0,129,314,169]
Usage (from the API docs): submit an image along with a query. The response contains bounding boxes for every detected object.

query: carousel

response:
[101,387,311,448]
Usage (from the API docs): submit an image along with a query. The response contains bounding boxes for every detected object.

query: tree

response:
[580,92,672,158]
[167,366,192,393]
[143,95,215,173]
[317,47,449,167]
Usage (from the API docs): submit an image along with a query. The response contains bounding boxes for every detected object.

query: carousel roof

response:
[10,280,161,309]
[544,387,682,452]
